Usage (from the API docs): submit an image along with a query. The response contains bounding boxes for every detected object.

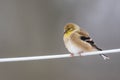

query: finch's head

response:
[64,23,80,34]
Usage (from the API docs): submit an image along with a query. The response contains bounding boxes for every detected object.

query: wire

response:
[0,48,120,62]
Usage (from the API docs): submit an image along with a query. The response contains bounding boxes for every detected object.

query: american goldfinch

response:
[63,23,109,60]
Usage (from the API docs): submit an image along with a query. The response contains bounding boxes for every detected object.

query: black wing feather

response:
[80,36,109,60]
[80,36,102,51]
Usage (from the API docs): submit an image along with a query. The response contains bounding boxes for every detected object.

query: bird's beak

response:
[64,30,67,34]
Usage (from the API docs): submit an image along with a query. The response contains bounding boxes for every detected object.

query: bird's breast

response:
[65,39,83,54]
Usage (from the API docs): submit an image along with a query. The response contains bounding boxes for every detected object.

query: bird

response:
[63,23,109,60]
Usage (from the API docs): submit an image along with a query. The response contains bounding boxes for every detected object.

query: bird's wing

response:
[77,29,102,51]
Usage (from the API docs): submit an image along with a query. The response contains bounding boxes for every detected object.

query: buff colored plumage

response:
[63,23,109,60]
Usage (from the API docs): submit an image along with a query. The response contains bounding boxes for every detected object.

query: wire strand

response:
[0,48,120,62]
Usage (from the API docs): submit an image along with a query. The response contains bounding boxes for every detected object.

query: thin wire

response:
[0,48,120,62]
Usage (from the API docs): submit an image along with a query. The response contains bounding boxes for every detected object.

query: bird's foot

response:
[70,51,84,57]
[70,53,74,57]
[78,51,84,56]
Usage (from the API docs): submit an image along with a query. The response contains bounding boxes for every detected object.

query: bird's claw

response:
[70,53,74,57]
[78,51,84,56]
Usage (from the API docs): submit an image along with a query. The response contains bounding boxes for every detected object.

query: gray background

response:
[0,0,120,80]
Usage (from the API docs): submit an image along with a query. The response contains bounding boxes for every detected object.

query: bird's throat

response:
[64,31,72,38]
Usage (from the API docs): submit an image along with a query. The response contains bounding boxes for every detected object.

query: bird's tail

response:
[99,54,110,60]
[93,45,110,60]
[97,48,110,60]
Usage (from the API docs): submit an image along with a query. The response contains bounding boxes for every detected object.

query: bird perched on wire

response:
[63,23,109,60]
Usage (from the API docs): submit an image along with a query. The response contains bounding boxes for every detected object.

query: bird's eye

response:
[67,28,70,30]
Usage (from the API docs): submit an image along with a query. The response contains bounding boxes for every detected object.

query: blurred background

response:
[0,0,120,80]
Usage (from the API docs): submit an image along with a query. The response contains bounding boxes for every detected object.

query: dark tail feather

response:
[99,54,110,60]
[93,45,110,60]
